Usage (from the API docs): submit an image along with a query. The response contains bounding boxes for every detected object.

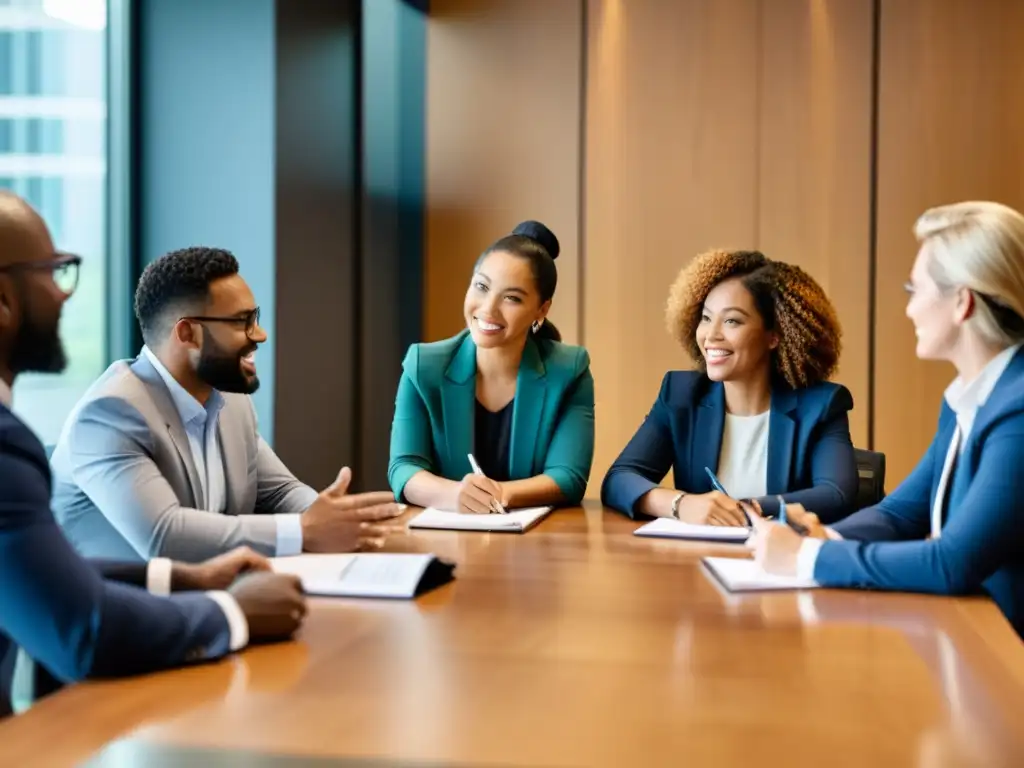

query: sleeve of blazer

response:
[388,345,437,501]
[91,560,148,588]
[813,424,1023,595]
[246,400,318,515]
[753,385,859,523]
[830,418,941,543]
[66,395,280,561]
[540,348,595,505]
[600,373,676,518]
[0,450,234,684]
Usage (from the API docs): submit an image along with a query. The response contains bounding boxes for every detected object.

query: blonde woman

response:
[751,201,1024,639]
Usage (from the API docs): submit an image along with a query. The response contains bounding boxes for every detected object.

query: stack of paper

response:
[702,556,819,592]
[633,517,751,543]
[408,506,553,533]
[270,553,455,599]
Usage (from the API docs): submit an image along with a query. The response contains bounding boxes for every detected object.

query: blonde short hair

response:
[915,201,1024,346]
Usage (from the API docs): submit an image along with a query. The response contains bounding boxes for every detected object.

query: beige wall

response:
[873,0,1024,484]
[425,0,1024,497]
[424,0,582,344]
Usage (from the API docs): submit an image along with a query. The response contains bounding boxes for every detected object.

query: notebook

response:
[702,556,819,592]
[270,553,455,599]
[408,506,554,533]
[634,517,752,543]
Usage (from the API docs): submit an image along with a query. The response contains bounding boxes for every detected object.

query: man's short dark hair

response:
[134,246,240,346]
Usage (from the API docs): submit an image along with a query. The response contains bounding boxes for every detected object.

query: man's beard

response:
[196,333,259,394]
[9,305,66,375]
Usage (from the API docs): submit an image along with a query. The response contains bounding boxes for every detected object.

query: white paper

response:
[702,556,819,592]
[634,517,751,542]
[408,506,553,533]
[270,553,435,598]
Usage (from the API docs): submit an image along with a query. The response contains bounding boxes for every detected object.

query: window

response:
[1,0,108,444]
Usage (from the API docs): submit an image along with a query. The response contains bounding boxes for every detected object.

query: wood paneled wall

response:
[424,0,1024,496]
[424,0,582,344]
[873,0,1024,484]
[585,0,873,491]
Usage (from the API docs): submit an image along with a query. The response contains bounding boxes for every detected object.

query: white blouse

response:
[715,411,770,500]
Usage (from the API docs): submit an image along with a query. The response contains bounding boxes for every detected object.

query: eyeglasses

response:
[180,306,262,338]
[0,253,82,295]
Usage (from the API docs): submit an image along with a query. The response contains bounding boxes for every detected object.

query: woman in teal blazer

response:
[388,221,595,513]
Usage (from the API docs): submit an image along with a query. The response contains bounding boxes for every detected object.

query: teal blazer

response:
[388,330,595,505]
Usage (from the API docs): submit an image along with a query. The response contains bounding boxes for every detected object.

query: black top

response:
[473,399,513,481]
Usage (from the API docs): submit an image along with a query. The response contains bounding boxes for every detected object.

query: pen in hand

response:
[467,453,507,514]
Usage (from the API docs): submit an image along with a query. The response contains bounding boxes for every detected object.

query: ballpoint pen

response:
[705,467,757,528]
[704,467,728,496]
[467,453,507,514]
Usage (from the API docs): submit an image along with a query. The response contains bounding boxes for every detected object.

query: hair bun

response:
[512,220,560,260]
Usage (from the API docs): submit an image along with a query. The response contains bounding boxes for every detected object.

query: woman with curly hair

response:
[601,249,858,524]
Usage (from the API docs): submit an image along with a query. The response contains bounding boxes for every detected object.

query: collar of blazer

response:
[440,331,548,480]
[963,345,1024,447]
[443,330,547,384]
[692,379,799,497]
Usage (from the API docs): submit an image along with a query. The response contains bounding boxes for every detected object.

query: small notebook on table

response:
[408,506,553,533]
[634,517,751,543]
[702,556,819,592]
[270,553,455,599]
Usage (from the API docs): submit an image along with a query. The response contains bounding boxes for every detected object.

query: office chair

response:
[853,448,886,509]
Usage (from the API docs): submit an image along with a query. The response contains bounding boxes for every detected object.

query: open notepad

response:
[270,553,455,599]
[634,517,751,543]
[408,506,554,533]
[702,556,819,592]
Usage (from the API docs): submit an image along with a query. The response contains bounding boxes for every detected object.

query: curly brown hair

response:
[665,249,842,389]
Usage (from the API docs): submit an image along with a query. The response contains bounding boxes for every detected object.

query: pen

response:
[467,453,506,514]
[704,467,728,496]
[775,494,808,535]
[706,467,756,528]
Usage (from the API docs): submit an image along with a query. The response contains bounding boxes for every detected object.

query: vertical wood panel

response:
[585,0,760,495]
[424,0,582,343]
[758,0,874,450]
[585,0,874,496]
[874,0,1024,486]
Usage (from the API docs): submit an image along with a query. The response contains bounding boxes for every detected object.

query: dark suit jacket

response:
[0,403,232,718]
[601,371,859,521]
[819,349,1024,638]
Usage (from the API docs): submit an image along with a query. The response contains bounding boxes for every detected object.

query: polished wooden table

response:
[2,504,1023,767]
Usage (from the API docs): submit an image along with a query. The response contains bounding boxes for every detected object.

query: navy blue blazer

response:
[0,403,232,717]
[601,372,859,521]
[818,349,1024,638]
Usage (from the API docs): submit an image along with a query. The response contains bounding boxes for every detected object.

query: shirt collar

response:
[944,343,1021,417]
[141,346,224,426]
[0,378,11,409]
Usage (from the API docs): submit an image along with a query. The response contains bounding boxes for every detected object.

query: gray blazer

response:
[50,354,318,562]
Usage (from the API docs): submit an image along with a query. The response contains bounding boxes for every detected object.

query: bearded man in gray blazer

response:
[51,247,402,563]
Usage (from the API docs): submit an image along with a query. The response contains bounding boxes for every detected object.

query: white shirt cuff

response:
[796,538,825,581]
[275,514,304,556]
[146,557,173,596]
[825,527,843,541]
[205,591,249,652]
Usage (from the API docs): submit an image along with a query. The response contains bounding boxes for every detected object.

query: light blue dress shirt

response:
[141,347,303,555]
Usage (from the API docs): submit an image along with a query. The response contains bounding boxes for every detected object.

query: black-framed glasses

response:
[180,306,262,338]
[0,253,82,295]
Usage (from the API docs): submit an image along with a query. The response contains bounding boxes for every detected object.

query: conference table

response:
[2,504,1023,767]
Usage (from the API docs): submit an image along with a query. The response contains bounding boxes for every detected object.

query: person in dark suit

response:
[750,201,1024,638]
[389,221,594,513]
[0,191,308,717]
[601,249,858,524]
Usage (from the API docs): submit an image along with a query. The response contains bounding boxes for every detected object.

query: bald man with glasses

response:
[50,246,403,564]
